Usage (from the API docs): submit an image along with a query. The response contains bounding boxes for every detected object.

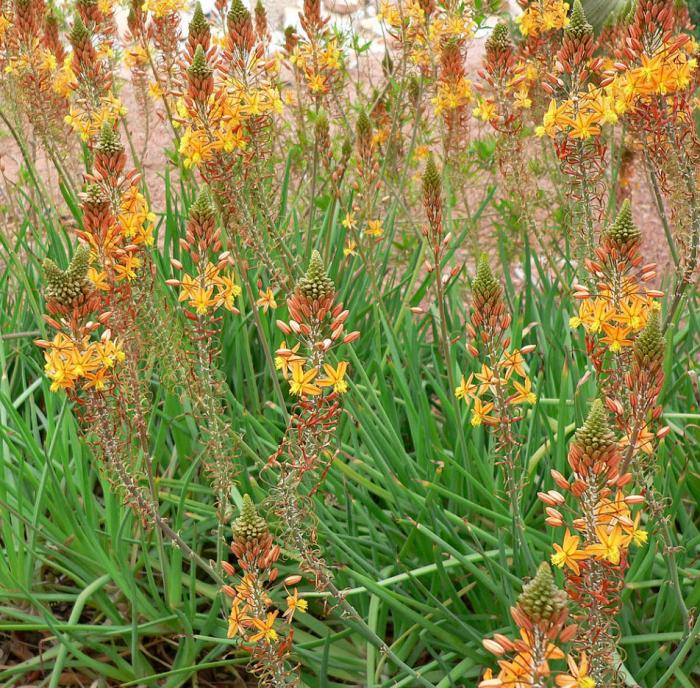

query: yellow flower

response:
[289,361,321,396]
[365,219,384,238]
[283,589,308,621]
[587,525,625,565]
[308,72,326,93]
[475,363,503,394]
[256,288,277,312]
[551,530,588,576]
[318,362,348,394]
[189,285,216,315]
[343,240,357,257]
[342,212,356,230]
[564,111,601,140]
[275,342,303,378]
[179,127,213,169]
[624,512,648,547]
[510,376,536,405]
[556,653,595,688]
[500,350,526,380]
[113,254,141,281]
[250,611,279,643]
[470,397,495,427]
[87,268,109,291]
[601,323,633,353]
[227,600,249,638]
[454,373,478,401]
[473,98,496,122]
[615,298,647,331]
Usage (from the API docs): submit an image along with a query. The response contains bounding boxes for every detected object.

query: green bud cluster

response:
[485,22,511,54]
[566,0,593,39]
[634,311,664,363]
[518,562,568,623]
[297,250,335,301]
[574,399,616,454]
[232,495,269,543]
[473,254,501,307]
[96,123,124,156]
[604,199,641,247]
[188,44,213,79]
[43,244,91,306]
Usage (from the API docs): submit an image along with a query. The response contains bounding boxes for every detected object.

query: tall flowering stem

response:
[421,156,459,392]
[538,1,611,254]
[607,0,699,328]
[0,0,74,181]
[167,188,243,562]
[177,7,288,284]
[270,251,358,582]
[63,14,123,149]
[571,202,689,625]
[543,400,647,686]
[271,254,433,687]
[569,201,663,404]
[340,108,386,275]
[456,255,537,561]
[222,496,302,687]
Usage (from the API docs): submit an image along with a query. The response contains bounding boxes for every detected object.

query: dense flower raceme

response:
[223,496,303,687]
[167,188,241,317]
[36,119,155,395]
[175,2,282,173]
[480,562,593,688]
[569,201,661,355]
[541,400,646,686]
[37,243,124,395]
[456,255,537,432]
[275,250,358,405]
[268,252,359,584]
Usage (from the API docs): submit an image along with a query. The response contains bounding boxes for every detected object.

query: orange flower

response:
[318,361,348,394]
[250,611,279,643]
[556,653,595,688]
[257,287,278,312]
[283,588,308,622]
[601,323,633,352]
[455,373,478,401]
[471,397,496,427]
[586,525,625,565]
[510,377,536,405]
[227,600,250,639]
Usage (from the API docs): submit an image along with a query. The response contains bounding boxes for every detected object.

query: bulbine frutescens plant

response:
[7,0,698,686]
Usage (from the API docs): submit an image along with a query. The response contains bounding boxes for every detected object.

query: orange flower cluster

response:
[456,255,537,430]
[569,202,662,363]
[76,124,154,291]
[480,562,591,688]
[176,1,281,173]
[276,251,358,402]
[223,496,302,686]
[515,0,570,39]
[37,243,123,396]
[167,189,241,318]
[0,0,71,146]
[288,0,342,98]
[541,399,646,684]
[378,0,475,72]
[62,13,124,143]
